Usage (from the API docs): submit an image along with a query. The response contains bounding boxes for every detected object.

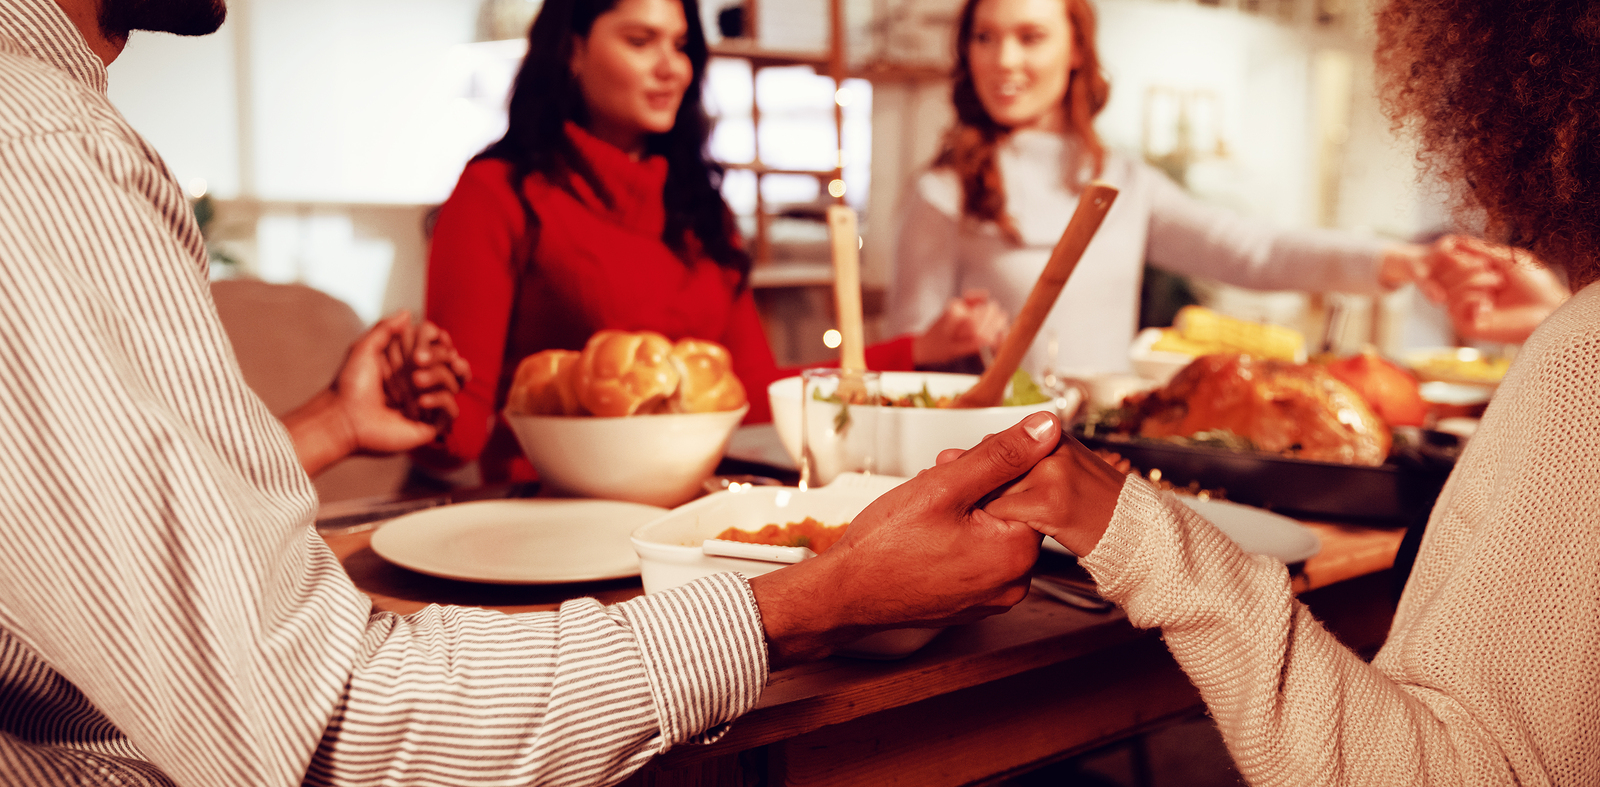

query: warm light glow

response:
[835,87,852,106]
[828,179,846,198]
[823,329,842,348]
[186,178,208,199]
[857,236,863,250]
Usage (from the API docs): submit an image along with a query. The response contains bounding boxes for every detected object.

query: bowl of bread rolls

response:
[503,329,749,508]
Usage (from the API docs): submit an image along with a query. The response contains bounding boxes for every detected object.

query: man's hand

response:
[747,411,1061,668]
[281,311,471,477]
[911,289,1009,366]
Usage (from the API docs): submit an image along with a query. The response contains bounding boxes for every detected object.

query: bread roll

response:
[506,349,582,415]
[575,329,680,416]
[668,338,747,413]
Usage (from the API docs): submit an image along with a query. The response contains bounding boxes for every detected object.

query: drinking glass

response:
[798,368,881,489]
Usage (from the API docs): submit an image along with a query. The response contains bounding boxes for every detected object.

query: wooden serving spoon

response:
[953,181,1119,408]
[827,204,871,401]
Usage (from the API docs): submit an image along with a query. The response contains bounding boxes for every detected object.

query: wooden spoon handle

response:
[956,181,1119,408]
[828,204,867,374]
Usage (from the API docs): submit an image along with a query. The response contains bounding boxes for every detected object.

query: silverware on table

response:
[1031,576,1114,612]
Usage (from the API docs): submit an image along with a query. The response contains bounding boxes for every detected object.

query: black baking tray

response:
[1074,428,1459,523]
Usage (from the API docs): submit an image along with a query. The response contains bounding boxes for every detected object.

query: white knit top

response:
[886,130,1390,375]
[1082,280,1600,784]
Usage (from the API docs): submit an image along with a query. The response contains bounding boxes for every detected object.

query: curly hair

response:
[1377,0,1600,288]
[932,0,1110,245]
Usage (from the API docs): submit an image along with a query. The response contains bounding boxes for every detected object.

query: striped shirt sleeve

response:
[0,2,772,784]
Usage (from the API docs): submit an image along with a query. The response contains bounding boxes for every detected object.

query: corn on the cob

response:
[1156,305,1304,361]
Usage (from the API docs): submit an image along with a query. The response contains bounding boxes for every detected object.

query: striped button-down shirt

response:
[0,1,768,784]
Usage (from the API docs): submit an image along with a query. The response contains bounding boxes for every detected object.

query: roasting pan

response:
[1074,428,1459,523]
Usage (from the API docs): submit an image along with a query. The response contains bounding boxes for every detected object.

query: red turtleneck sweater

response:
[419,125,915,481]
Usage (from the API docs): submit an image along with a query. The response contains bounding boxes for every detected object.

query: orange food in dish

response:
[714,517,848,554]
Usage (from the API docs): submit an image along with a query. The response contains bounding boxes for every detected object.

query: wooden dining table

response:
[317,456,1409,787]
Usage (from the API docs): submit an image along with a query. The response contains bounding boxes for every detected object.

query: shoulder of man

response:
[0,43,140,154]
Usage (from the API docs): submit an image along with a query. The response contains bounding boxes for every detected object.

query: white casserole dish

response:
[630,473,944,659]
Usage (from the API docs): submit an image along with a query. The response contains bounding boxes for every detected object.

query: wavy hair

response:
[1377,0,1600,288]
[932,0,1111,244]
[479,0,750,284]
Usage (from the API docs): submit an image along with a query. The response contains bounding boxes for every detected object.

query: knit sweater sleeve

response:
[1079,284,1600,785]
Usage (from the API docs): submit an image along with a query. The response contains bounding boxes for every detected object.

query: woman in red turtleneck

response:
[418,0,1006,482]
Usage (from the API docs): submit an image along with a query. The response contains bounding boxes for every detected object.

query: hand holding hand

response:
[747,411,1062,667]
[978,435,1129,559]
[282,311,471,477]
[911,289,1010,366]
[1426,236,1567,343]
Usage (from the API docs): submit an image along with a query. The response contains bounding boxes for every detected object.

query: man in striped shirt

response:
[0,0,1065,785]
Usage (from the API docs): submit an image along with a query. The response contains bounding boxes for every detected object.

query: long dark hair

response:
[479,0,751,284]
[933,0,1110,244]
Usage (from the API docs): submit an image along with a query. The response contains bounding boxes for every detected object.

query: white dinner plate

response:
[370,499,667,584]
[1044,497,1321,564]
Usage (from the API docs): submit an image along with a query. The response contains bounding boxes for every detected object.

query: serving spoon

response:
[953,181,1119,408]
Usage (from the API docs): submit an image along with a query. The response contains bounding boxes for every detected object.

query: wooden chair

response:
[210,278,409,503]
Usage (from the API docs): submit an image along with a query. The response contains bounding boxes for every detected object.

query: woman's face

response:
[570,0,693,155]
[967,0,1077,132]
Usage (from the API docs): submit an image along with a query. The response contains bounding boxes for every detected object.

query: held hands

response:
[1422,236,1568,343]
[1382,235,1568,344]
[746,412,1061,668]
[282,311,471,477]
[972,426,1129,559]
[912,289,1009,366]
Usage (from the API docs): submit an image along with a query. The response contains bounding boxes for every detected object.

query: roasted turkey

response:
[1114,354,1391,466]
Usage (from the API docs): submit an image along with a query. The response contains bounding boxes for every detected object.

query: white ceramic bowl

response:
[767,371,1057,479]
[1129,327,1196,383]
[504,405,748,508]
[630,473,944,659]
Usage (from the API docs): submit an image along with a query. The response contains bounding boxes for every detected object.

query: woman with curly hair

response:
[983,0,1599,782]
[417,0,1006,482]
[886,0,1515,376]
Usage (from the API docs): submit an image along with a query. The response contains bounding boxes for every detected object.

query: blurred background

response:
[110,0,1455,370]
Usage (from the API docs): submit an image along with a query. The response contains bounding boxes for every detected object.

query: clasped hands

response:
[1385,234,1570,343]
[282,311,472,477]
[747,411,1126,668]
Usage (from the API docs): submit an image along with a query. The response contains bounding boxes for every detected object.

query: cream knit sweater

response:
[1082,281,1600,785]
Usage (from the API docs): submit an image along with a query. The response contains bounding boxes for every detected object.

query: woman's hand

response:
[912,289,1010,366]
[1383,235,1567,344]
[1428,237,1568,343]
[972,435,1128,559]
[281,311,471,477]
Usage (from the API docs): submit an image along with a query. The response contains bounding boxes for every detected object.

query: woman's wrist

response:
[1378,243,1427,290]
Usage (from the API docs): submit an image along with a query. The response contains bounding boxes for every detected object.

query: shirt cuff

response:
[616,573,768,751]
[1078,475,1162,607]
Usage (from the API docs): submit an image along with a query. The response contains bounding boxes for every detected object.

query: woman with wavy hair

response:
[418,0,1004,482]
[982,0,1599,781]
[886,0,1507,376]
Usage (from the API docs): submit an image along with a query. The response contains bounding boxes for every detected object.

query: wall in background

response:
[106,0,1429,356]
